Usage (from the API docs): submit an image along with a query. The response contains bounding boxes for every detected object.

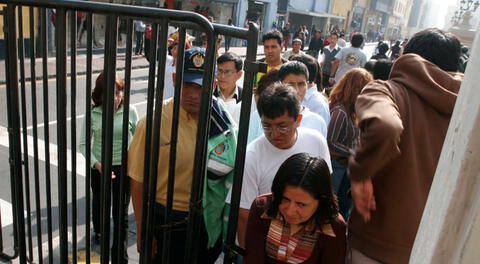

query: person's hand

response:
[94,162,102,173]
[351,179,376,222]
[93,162,116,179]
[328,77,335,85]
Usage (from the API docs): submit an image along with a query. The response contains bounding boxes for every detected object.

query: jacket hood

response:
[389,53,463,115]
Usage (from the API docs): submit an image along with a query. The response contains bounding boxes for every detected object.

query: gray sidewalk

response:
[0,45,264,85]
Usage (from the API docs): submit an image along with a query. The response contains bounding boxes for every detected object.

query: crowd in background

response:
[80,18,468,263]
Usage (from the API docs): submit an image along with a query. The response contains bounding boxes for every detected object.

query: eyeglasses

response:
[262,122,296,134]
[217,69,237,76]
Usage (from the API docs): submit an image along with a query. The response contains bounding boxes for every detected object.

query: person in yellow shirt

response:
[255,30,287,87]
[128,47,233,263]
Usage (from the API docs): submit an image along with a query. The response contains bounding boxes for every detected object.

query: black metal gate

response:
[0,0,263,263]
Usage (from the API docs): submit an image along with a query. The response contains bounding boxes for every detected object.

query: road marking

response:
[0,125,87,177]
[7,232,75,264]
[0,198,28,228]
[25,100,148,130]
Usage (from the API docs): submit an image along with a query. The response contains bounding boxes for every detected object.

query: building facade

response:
[386,0,412,40]
[363,0,392,41]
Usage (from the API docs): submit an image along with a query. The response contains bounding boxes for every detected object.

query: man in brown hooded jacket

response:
[348,28,463,264]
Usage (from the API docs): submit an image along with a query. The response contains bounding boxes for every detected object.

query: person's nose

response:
[285,203,297,216]
[270,127,281,138]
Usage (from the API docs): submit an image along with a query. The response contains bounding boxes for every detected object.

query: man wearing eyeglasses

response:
[214,52,243,104]
[232,82,331,247]
[245,61,328,143]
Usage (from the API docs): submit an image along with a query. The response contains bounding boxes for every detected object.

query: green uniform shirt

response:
[79,105,138,166]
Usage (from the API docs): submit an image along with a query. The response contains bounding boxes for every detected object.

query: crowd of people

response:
[79,24,466,264]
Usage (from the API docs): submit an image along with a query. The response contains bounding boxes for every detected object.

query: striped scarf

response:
[265,217,321,263]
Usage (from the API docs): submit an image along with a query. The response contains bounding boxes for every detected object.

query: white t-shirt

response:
[232,127,332,209]
[334,47,367,83]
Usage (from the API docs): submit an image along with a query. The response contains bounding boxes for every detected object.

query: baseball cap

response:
[183,47,207,86]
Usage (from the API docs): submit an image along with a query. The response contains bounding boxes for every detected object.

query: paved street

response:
[0,42,376,263]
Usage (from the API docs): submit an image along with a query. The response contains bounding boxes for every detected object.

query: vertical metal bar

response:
[85,11,93,264]
[28,6,43,264]
[116,16,133,264]
[184,25,216,264]
[143,18,169,263]
[100,14,118,264]
[5,4,27,264]
[139,22,158,264]
[69,10,78,264]
[55,8,69,264]
[40,7,54,264]
[161,26,186,264]
[17,6,34,262]
[224,22,259,264]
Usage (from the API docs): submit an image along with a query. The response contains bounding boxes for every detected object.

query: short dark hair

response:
[330,32,339,38]
[217,52,243,71]
[290,54,318,83]
[262,30,283,46]
[92,72,124,107]
[378,43,389,54]
[255,69,280,96]
[278,61,309,82]
[339,33,345,38]
[364,60,376,73]
[267,153,339,228]
[372,59,393,80]
[403,28,461,72]
[351,33,364,48]
[257,82,301,120]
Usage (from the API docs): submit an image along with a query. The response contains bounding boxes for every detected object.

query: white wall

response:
[410,23,480,264]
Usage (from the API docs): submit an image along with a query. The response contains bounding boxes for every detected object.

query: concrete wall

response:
[410,23,480,264]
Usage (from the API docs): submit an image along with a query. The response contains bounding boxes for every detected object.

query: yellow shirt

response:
[255,62,284,87]
[128,98,197,211]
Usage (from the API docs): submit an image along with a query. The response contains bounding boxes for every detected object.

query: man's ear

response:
[296,113,303,126]
[236,70,244,80]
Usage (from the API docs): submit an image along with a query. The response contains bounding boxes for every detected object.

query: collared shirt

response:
[128,98,197,211]
[164,55,175,100]
[325,44,339,53]
[303,85,331,125]
[79,105,138,166]
[322,46,341,74]
[301,106,328,137]
[214,85,241,103]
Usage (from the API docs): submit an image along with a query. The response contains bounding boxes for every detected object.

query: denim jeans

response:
[331,159,352,220]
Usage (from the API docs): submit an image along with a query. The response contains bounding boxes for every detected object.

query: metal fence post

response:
[4,3,27,264]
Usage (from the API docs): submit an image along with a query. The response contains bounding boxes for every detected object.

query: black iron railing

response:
[0,0,263,263]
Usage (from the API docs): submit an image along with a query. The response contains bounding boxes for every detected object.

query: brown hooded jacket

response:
[348,53,463,264]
